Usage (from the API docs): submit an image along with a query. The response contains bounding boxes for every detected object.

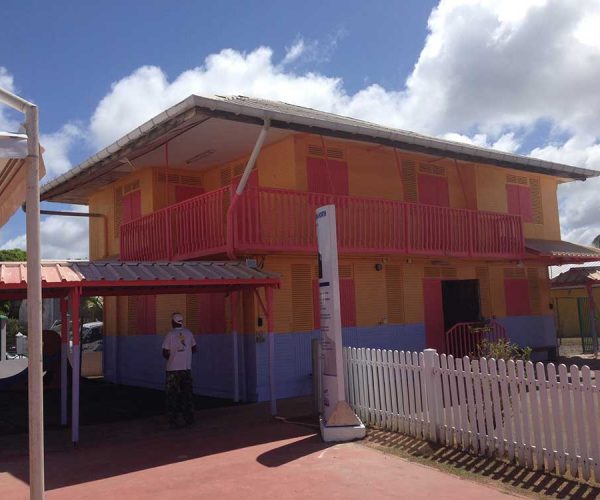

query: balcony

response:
[120,186,525,261]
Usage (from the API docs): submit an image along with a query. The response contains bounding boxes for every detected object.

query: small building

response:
[39,95,600,402]
[551,266,600,354]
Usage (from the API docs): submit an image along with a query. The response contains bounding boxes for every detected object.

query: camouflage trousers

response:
[165,370,194,425]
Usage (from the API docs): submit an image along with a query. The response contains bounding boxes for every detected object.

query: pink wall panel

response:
[417,174,450,207]
[306,157,349,195]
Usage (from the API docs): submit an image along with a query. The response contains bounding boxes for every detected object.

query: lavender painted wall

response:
[497,314,557,360]
[254,323,426,402]
[103,333,237,399]
[104,323,426,403]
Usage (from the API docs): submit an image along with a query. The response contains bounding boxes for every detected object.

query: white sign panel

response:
[316,204,346,422]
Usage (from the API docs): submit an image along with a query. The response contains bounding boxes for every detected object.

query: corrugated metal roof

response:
[551,266,600,287]
[39,94,600,204]
[0,260,278,288]
[525,239,600,260]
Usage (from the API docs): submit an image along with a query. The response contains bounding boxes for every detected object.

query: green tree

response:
[593,235,600,249]
[0,248,26,262]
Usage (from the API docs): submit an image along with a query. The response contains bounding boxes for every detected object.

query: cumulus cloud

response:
[7,0,600,258]
[1,206,89,259]
[0,67,20,132]
[40,123,84,178]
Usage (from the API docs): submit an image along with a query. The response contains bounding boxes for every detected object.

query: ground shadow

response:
[0,381,322,491]
[367,429,600,499]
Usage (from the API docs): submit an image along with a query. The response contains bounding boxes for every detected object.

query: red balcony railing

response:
[120,186,525,261]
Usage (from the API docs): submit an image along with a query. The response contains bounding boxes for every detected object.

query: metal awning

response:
[525,239,600,264]
[551,266,600,287]
[0,260,279,299]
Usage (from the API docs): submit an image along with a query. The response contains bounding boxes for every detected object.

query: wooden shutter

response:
[175,186,204,203]
[529,177,543,224]
[196,293,227,334]
[386,265,404,324]
[292,264,314,331]
[527,268,541,315]
[504,278,531,316]
[186,294,200,333]
[127,296,137,335]
[135,295,156,334]
[122,190,141,225]
[114,187,123,238]
[402,159,417,203]
[418,173,450,207]
[306,157,349,195]
[506,182,533,222]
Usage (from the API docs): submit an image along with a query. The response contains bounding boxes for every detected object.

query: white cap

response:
[172,313,184,327]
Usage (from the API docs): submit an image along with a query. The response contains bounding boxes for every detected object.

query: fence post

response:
[423,349,441,443]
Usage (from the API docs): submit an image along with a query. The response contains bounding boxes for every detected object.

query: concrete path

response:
[0,405,515,499]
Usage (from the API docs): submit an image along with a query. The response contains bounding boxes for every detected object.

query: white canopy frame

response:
[0,87,44,500]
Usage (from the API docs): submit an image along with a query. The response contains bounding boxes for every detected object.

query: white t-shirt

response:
[162,327,196,371]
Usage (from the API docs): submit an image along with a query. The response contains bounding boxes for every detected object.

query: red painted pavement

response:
[0,406,512,499]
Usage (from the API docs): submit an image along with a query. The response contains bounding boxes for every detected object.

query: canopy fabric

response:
[0,132,46,227]
[525,238,600,264]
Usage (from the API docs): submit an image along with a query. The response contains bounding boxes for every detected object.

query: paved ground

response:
[0,402,515,499]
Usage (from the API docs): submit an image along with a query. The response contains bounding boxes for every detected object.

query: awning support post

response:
[60,297,68,426]
[586,284,599,356]
[266,287,276,415]
[231,292,239,403]
[69,288,81,444]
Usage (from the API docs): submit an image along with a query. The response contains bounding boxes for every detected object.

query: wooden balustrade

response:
[121,186,525,261]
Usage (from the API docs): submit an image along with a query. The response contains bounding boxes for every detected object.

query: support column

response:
[60,297,68,426]
[69,289,81,443]
[586,284,599,355]
[231,292,239,403]
[266,287,276,415]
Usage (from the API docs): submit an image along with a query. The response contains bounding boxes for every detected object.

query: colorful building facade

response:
[40,95,600,402]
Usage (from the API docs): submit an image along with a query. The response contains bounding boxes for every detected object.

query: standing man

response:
[162,312,197,428]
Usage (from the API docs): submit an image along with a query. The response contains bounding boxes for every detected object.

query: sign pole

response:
[316,205,365,442]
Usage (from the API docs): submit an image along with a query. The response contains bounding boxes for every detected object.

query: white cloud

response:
[8,0,600,255]
[40,123,84,178]
[0,67,20,132]
[1,206,89,259]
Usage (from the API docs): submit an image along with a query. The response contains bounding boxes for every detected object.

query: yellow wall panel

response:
[541,176,561,239]
[402,261,423,323]
[156,294,187,334]
[347,145,402,200]
[354,261,387,327]
[476,167,508,213]
[263,256,294,333]
[489,266,506,317]
[257,137,297,190]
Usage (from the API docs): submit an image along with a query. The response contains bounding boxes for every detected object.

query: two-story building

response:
[40,95,600,402]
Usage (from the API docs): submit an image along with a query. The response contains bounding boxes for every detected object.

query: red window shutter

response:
[506,184,533,222]
[175,186,204,203]
[312,278,355,328]
[504,278,531,316]
[136,295,156,334]
[122,191,141,224]
[197,293,227,333]
[340,278,356,327]
[417,174,449,207]
[307,157,349,195]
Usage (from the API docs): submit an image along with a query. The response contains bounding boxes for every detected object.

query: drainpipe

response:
[226,119,270,259]
[0,87,45,499]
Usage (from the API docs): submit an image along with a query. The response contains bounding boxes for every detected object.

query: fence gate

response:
[577,297,596,354]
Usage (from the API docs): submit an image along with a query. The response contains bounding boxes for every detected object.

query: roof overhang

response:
[0,260,279,300]
[40,95,600,205]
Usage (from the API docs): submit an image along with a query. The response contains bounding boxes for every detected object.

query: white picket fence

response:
[343,347,600,483]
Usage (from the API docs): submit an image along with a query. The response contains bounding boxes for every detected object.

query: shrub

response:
[476,338,532,362]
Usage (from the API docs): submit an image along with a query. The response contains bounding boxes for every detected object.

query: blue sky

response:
[1,0,600,258]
